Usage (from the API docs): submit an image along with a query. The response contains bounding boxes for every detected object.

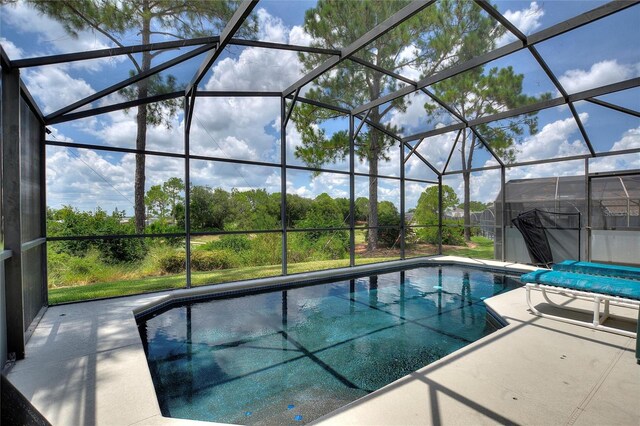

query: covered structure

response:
[497,173,640,265]
[1,0,639,370]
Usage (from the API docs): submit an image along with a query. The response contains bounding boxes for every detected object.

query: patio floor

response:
[5,258,639,426]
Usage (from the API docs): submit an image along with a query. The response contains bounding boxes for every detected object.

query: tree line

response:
[49,177,487,252]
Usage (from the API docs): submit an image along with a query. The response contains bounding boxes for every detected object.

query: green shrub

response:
[159,250,237,273]
[97,237,148,264]
[147,223,184,247]
[158,251,186,273]
[238,234,281,266]
[191,250,237,271]
[204,234,252,252]
[415,221,465,246]
[287,230,349,262]
[47,248,119,287]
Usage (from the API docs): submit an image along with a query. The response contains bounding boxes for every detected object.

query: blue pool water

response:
[138,265,521,425]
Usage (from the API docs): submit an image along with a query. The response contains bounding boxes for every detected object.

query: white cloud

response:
[289,24,315,47]
[559,60,640,94]
[609,126,640,151]
[0,37,24,59]
[255,8,288,43]
[1,2,119,71]
[387,92,428,134]
[590,126,640,172]
[496,2,544,46]
[23,66,95,114]
[513,113,590,162]
[396,44,422,81]
[206,46,303,91]
[286,167,350,200]
[46,147,134,212]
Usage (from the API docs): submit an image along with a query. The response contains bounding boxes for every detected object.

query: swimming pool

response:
[137,265,521,424]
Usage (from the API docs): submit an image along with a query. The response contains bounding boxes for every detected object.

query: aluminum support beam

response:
[2,67,25,360]
[283,88,300,128]
[282,0,435,96]
[47,91,183,125]
[350,56,419,87]
[48,92,282,126]
[353,1,637,115]
[438,175,443,255]
[13,37,219,68]
[500,166,506,262]
[287,96,350,115]
[403,77,640,143]
[229,38,339,56]
[355,40,524,115]
[19,82,45,124]
[586,98,640,118]
[349,114,356,267]
[184,96,192,287]
[187,0,258,94]
[280,97,288,275]
[442,130,462,174]
[569,102,596,156]
[474,0,527,42]
[46,43,214,121]
[13,38,340,69]
[528,44,596,156]
[197,91,282,97]
[403,138,424,164]
[353,109,371,140]
[399,141,406,259]
[469,127,505,167]
[0,45,11,69]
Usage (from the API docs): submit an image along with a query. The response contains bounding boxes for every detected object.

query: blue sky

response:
[1,0,638,217]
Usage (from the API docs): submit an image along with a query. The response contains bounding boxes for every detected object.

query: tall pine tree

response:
[293,0,499,250]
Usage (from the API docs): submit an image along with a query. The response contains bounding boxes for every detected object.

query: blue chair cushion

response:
[520,270,640,301]
[553,260,640,281]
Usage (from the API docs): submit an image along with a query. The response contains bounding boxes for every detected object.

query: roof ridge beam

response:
[402,77,640,142]
[197,91,282,97]
[229,39,340,56]
[45,43,213,121]
[350,56,418,87]
[285,95,350,115]
[353,0,638,115]
[12,37,340,69]
[282,0,435,97]
[186,0,258,95]
[46,91,183,125]
[12,36,220,68]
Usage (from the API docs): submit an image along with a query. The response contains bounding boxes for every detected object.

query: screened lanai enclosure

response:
[0,0,639,364]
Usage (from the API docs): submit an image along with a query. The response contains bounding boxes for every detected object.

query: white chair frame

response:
[525,283,640,338]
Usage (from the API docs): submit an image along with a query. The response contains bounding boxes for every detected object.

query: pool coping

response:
[132,256,537,320]
[8,256,551,426]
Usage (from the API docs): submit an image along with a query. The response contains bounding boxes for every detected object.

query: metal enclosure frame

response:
[1,0,639,361]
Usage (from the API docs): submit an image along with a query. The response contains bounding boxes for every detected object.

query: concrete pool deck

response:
[5,257,639,426]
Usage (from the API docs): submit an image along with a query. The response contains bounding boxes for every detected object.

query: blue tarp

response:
[520,270,640,301]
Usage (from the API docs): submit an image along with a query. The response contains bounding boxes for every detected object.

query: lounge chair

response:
[552,260,640,281]
[520,263,640,362]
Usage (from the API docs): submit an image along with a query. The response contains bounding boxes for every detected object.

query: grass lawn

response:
[48,237,496,304]
[48,256,398,304]
[442,236,495,259]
